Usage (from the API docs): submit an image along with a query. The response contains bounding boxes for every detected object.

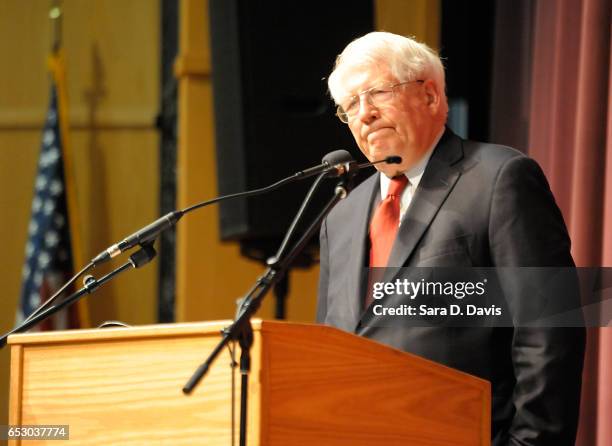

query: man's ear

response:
[423,79,441,113]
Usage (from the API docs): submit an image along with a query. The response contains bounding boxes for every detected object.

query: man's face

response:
[340,66,442,177]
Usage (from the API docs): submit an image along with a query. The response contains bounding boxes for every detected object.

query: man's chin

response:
[374,164,403,178]
[367,146,392,162]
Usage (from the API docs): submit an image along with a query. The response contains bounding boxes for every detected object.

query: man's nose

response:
[356,94,379,123]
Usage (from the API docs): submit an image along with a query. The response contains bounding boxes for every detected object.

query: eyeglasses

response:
[335,80,424,123]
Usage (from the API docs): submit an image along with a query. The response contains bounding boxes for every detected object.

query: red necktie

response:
[369,175,409,268]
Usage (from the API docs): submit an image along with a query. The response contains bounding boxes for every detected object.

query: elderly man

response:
[316,32,585,446]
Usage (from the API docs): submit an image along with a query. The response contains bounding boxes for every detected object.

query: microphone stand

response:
[182,176,352,446]
[0,244,156,347]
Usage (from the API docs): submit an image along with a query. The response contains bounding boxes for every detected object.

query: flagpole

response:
[49,2,91,327]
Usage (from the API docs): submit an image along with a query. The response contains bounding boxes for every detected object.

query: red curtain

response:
[528,0,611,444]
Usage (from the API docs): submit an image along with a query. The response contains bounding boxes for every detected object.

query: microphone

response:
[91,211,182,266]
[382,155,402,165]
[294,149,354,179]
[333,154,402,177]
[355,155,402,171]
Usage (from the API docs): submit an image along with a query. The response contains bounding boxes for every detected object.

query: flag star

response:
[45,230,59,248]
[26,242,34,257]
[35,175,48,191]
[38,251,50,268]
[40,147,59,169]
[39,152,50,168]
[32,196,42,213]
[47,110,57,124]
[47,147,59,163]
[43,198,55,215]
[28,220,39,235]
[33,271,43,286]
[22,264,31,279]
[49,179,63,196]
[29,292,41,308]
[43,129,55,146]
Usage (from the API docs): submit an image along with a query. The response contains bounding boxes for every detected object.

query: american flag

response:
[18,84,78,329]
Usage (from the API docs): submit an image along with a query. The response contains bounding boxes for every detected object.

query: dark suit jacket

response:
[317,129,585,446]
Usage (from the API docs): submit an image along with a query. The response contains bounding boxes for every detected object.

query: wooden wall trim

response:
[0,108,157,130]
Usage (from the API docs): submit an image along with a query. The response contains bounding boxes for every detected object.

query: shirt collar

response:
[379,127,445,198]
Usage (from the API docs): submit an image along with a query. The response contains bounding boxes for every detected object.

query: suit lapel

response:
[345,174,379,327]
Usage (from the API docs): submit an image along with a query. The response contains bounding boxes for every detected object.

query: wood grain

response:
[8,345,23,428]
[9,321,249,445]
[260,321,490,446]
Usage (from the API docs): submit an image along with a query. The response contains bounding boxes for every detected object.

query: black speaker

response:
[441,0,496,141]
[209,0,373,264]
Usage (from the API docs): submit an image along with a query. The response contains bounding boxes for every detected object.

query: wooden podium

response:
[8,320,490,445]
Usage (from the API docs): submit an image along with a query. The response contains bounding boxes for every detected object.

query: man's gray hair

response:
[328,32,447,109]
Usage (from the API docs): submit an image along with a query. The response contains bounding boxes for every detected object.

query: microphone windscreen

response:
[385,156,402,164]
[322,149,353,165]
